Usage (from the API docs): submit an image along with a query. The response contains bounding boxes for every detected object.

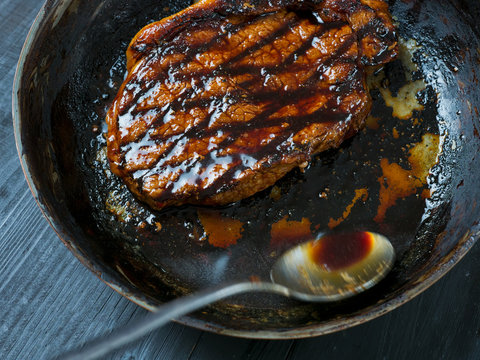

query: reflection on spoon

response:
[58,231,395,360]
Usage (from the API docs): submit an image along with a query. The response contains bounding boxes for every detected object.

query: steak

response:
[106,0,398,210]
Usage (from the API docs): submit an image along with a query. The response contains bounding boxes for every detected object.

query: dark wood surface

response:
[2,0,480,359]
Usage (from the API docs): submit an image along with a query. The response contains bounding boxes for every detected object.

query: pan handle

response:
[54,281,290,360]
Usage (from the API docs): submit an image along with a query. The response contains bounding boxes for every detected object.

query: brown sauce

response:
[309,231,373,271]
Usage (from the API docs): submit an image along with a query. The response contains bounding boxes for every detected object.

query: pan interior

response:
[16,0,480,334]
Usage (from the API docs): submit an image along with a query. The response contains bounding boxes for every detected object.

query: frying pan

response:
[12,0,480,338]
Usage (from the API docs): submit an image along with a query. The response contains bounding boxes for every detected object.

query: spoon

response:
[58,231,394,360]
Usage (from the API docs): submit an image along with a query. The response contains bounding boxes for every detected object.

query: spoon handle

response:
[57,281,290,360]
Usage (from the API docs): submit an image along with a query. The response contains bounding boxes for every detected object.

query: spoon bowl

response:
[271,232,395,301]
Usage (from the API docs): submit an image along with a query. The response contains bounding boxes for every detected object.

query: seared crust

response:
[106,0,398,210]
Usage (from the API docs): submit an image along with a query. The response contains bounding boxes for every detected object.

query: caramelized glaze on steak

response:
[106,0,398,210]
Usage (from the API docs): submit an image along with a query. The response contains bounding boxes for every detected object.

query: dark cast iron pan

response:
[12,0,480,338]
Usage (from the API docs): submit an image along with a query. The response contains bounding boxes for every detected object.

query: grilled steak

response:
[106,0,398,210]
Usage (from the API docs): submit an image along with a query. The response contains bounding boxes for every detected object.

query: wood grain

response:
[1,0,480,359]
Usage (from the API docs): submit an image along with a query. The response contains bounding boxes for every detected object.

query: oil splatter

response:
[392,127,400,139]
[375,133,440,223]
[328,188,368,229]
[198,210,244,248]
[421,188,432,199]
[271,216,312,248]
[270,186,282,201]
[106,190,132,222]
[366,115,382,130]
[249,275,261,282]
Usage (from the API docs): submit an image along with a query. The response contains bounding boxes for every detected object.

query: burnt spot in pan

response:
[15,0,480,335]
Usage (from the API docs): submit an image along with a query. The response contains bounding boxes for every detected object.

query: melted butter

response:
[408,133,441,180]
[380,80,426,119]
[270,216,312,248]
[198,210,244,248]
[328,188,368,229]
[368,38,426,120]
[398,38,422,77]
[375,133,440,223]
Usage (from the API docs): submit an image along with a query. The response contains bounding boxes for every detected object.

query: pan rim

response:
[12,0,480,339]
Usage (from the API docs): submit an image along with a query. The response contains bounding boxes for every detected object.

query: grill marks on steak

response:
[106,0,398,210]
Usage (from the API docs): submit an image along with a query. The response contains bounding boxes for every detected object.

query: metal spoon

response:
[58,231,394,360]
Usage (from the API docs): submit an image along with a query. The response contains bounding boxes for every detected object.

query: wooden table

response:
[2,0,480,358]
